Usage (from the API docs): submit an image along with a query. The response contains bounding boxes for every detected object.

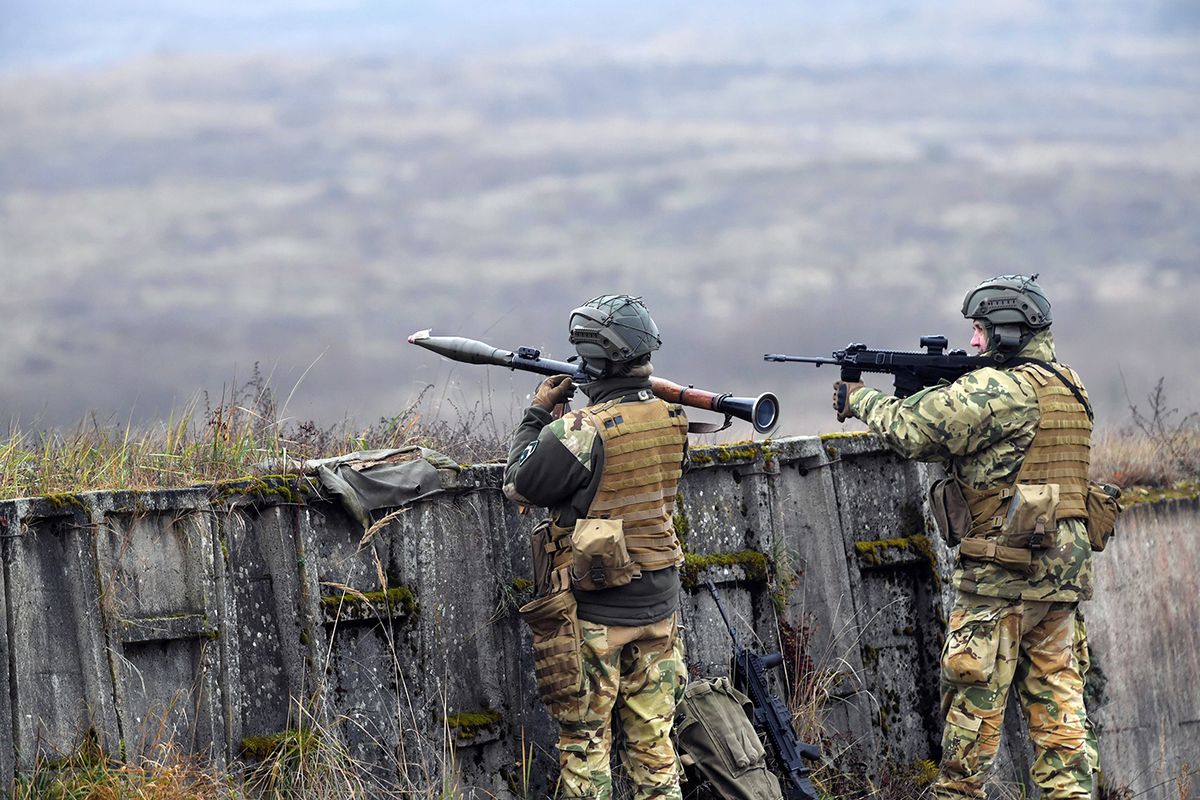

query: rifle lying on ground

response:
[410,330,780,433]
[765,335,992,408]
[706,580,821,800]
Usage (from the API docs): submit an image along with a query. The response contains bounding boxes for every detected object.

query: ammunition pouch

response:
[929,477,971,546]
[569,518,641,591]
[675,677,783,800]
[1085,482,1121,552]
[528,519,556,596]
[1001,483,1059,551]
[955,482,1063,572]
[518,589,582,721]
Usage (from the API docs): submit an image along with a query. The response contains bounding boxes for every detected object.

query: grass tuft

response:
[0,368,509,501]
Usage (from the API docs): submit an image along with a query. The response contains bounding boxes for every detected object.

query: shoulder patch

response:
[516,439,539,465]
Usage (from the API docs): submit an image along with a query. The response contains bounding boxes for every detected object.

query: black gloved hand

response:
[832,380,864,422]
[532,375,575,412]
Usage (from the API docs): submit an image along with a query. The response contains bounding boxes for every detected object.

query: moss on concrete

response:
[688,441,775,467]
[240,728,319,761]
[43,492,86,512]
[673,492,690,550]
[681,550,769,589]
[319,585,418,618]
[1118,481,1200,508]
[209,474,314,505]
[445,709,503,740]
[853,535,935,567]
[854,534,941,592]
[818,431,874,441]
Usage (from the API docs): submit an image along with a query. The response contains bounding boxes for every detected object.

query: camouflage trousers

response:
[1075,612,1101,782]
[933,592,1094,800]
[556,614,685,800]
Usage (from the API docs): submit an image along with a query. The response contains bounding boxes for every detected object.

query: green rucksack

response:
[675,677,784,800]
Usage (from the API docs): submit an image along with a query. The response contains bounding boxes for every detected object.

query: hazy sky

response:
[5,1,1193,70]
[2,1,1198,439]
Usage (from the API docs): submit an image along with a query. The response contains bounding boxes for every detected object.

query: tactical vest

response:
[543,396,689,593]
[957,362,1091,569]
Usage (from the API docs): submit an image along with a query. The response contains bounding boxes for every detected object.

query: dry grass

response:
[0,367,510,501]
[1091,377,1200,488]
[11,730,228,800]
[1090,427,1200,488]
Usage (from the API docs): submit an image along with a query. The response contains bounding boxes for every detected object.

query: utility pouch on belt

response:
[518,589,581,719]
[1002,483,1059,550]
[527,519,555,597]
[569,518,640,591]
[1085,482,1121,552]
[675,677,783,800]
[929,477,971,546]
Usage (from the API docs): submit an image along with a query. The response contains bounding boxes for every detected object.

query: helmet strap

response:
[987,322,1034,361]
[581,357,614,380]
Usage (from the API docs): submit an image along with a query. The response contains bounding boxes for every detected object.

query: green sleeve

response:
[503,408,598,509]
[849,369,1039,461]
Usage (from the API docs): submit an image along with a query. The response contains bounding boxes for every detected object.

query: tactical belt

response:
[958,538,1033,570]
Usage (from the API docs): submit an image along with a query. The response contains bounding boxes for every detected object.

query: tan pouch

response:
[929,477,972,546]
[518,589,582,719]
[570,518,640,591]
[1003,483,1059,549]
[1085,482,1121,552]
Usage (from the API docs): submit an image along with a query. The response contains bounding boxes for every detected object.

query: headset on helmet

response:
[961,274,1052,357]
[568,295,661,373]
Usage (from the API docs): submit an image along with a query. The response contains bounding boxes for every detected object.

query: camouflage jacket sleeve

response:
[847,368,1040,464]
[502,406,600,510]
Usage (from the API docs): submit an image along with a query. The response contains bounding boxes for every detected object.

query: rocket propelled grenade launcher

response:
[410,330,780,434]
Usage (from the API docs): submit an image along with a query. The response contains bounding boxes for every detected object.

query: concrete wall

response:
[0,435,1194,798]
[1086,497,1200,798]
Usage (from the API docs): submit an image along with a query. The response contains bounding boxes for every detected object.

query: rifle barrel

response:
[763,354,837,365]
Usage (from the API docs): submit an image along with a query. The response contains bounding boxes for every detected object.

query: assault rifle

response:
[705,580,820,800]
[410,330,780,433]
[765,335,997,408]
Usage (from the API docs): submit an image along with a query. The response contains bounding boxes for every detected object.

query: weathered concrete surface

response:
[1087,497,1200,800]
[0,436,1194,798]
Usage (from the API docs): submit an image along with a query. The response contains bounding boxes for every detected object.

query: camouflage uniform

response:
[505,376,687,799]
[848,330,1095,800]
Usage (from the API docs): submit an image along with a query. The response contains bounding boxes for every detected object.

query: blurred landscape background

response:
[2,0,1198,441]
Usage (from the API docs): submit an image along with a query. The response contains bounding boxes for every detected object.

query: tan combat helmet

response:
[568,295,661,375]
[961,274,1052,357]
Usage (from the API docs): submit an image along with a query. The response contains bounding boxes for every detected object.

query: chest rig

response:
[957,362,1092,569]
[543,395,689,593]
